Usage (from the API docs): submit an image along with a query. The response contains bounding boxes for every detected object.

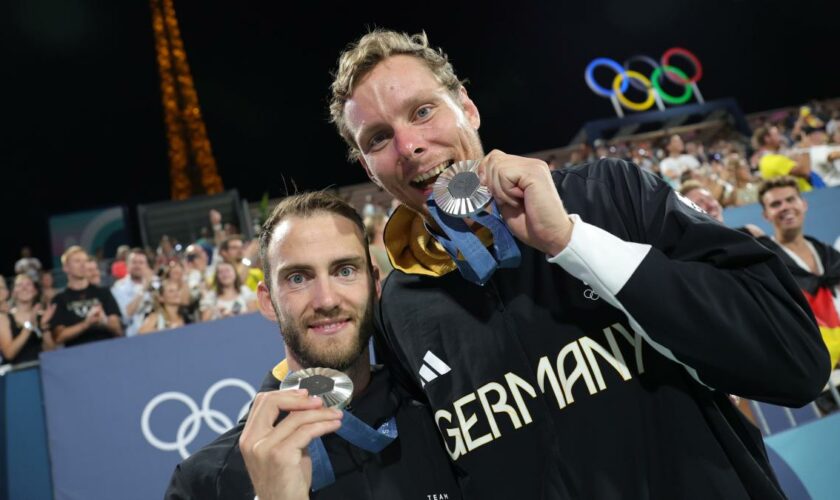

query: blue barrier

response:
[0,364,53,500]
[3,308,840,498]
[39,313,284,500]
[723,186,840,244]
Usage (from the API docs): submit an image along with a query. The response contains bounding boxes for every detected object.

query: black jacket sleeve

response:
[164,464,193,500]
[556,159,829,406]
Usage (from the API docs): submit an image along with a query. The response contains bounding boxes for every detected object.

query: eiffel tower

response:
[150,0,224,200]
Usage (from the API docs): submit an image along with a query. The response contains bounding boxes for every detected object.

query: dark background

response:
[2,0,838,275]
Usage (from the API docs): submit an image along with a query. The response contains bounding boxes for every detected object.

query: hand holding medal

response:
[276,368,397,492]
[279,367,354,409]
[477,150,574,257]
[427,159,521,285]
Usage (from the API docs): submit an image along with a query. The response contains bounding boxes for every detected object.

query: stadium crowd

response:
[1,99,838,368]
[0,206,394,366]
[552,100,840,208]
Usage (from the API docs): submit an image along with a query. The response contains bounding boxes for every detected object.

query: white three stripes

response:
[419,351,451,387]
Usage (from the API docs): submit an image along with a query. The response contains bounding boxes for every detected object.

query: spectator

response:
[364,212,393,281]
[566,143,592,168]
[753,125,814,192]
[162,259,191,306]
[50,246,122,347]
[758,176,840,369]
[14,246,42,282]
[799,124,840,187]
[679,181,724,222]
[218,235,264,292]
[207,209,227,248]
[726,155,760,206]
[110,245,130,281]
[659,134,700,188]
[184,244,209,284]
[39,271,58,309]
[685,139,706,164]
[199,260,256,321]
[138,280,191,334]
[831,125,840,146]
[155,235,178,269]
[629,143,656,174]
[183,244,209,315]
[593,138,609,159]
[111,248,155,337]
[0,274,56,364]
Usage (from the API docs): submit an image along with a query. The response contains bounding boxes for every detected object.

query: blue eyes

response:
[288,274,305,285]
[285,266,357,287]
[366,105,434,150]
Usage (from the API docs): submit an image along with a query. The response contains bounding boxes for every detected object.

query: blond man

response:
[328,30,828,499]
[50,246,122,347]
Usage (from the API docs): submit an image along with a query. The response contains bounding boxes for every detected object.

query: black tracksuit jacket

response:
[375,158,830,499]
[165,367,461,500]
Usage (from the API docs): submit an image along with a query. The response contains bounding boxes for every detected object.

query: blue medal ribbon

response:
[426,196,521,285]
[307,412,398,491]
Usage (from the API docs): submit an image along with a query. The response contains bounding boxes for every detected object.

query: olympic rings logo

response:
[141,378,256,459]
[585,48,705,117]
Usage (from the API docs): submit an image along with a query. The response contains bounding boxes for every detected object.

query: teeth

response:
[412,161,451,184]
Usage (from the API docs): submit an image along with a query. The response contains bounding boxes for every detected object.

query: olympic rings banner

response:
[585,47,705,117]
[39,313,284,500]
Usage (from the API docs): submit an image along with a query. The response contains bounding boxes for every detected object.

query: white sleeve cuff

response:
[547,214,651,296]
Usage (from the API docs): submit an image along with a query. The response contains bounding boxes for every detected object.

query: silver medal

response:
[432,160,491,217]
[279,367,353,409]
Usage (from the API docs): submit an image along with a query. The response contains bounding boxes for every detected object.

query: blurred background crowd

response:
[1,97,838,367]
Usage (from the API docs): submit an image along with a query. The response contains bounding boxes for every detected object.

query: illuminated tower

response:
[150,0,224,199]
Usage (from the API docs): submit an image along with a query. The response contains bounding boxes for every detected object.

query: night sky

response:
[2,0,838,275]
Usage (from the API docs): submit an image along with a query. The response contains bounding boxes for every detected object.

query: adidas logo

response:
[419,351,451,387]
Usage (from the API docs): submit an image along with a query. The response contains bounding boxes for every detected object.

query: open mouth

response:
[409,160,454,190]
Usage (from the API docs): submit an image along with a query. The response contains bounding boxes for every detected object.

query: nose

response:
[310,277,339,313]
[393,125,426,159]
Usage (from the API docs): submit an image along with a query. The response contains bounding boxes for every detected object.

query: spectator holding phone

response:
[138,279,191,334]
[199,260,256,321]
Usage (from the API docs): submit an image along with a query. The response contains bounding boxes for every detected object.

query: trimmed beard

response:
[275,286,376,372]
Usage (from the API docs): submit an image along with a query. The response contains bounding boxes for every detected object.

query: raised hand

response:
[478,150,574,256]
[239,390,343,500]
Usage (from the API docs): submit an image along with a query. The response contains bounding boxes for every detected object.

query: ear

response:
[458,87,481,130]
[761,204,769,222]
[256,281,278,322]
[359,156,383,187]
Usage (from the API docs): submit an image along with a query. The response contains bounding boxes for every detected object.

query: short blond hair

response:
[60,246,87,266]
[329,29,464,161]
